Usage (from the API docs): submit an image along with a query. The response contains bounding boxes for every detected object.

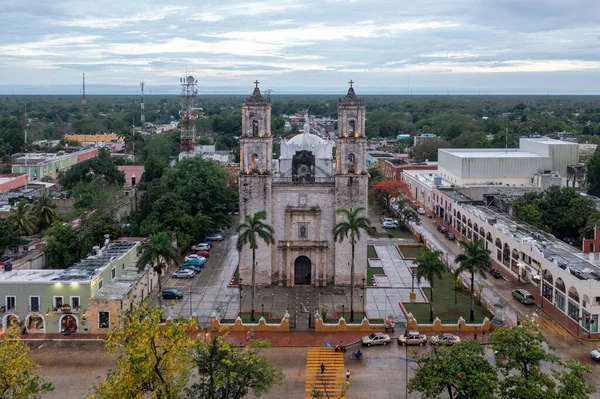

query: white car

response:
[591,349,600,362]
[172,269,195,279]
[416,207,426,215]
[361,332,391,346]
[206,233,224,241]
[185,255,206,262]
[382,218,398,226]
[430,333,461,346]
[192,243,210,251]
[382,221,397,229]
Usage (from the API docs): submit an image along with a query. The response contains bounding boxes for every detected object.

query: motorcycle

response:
[349,351,363,360]
[334,344,347,353]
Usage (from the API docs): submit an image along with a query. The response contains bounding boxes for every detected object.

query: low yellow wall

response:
[406,313,491,333]
[315,316,394,332]
[64,134,120,143]
[210,313,290,332]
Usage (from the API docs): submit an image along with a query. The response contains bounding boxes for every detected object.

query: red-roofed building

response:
[0,173,28,193]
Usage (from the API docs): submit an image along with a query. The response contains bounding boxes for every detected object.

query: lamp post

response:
[590,319,595,339]
[342,304,345,319]
[362,278,366,316]
[189,285,193,316]
[239,278,243,316]
[578,316,582,338]
[262,304,264,319]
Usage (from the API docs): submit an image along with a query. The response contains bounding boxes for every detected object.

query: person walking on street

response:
[346,369,350,381]
[321,363,326,374]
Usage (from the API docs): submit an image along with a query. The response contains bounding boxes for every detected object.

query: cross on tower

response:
[348,80,354,88]
[254,80,260,88]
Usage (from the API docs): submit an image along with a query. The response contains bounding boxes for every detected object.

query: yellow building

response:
[64,134,121,143]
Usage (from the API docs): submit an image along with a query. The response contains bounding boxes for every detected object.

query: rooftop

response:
[521,137,578,146]
[92,264,145,300]
[12,147,97,166]
[440,149,544,159]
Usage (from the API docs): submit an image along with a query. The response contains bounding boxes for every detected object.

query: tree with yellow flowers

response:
[89,301,196,399]
[0,326,54,398]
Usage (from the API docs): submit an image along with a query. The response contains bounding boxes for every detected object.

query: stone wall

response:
[209,312,290,332]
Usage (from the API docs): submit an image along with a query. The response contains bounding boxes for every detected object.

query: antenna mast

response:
[140,81,145,125]
[24,105,29,189]
[81,73,87,112]
[178,76,198,160]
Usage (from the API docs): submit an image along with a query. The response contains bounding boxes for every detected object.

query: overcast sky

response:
[1,0,600,94]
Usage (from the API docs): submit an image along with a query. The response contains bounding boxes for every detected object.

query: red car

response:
[195,250,210,258]
[437,225,447,234]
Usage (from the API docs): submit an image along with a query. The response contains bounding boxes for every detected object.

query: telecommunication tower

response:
[81,73,87,111]
[140,81,145,124]
[179,75,198,160]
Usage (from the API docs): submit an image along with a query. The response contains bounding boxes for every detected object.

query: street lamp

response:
[189,285,193,316]
[262,304,264,318]
[578,316,583,338]
[239,278,243,316]
[362,278,366,316]
[342,304,345,319]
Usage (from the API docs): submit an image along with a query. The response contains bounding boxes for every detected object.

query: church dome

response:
[287,132,327,147]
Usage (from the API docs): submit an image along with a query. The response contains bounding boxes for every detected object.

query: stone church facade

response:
[238,83,368,287]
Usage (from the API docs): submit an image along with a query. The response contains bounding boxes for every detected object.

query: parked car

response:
[591,349,600,362]
[398,331,428,346]
[437,225,448,234]
[172,269,195,279]
[206,233,224,241]
[416,207,426,215]
[182,264,202,273]
[382,218,398,225]
[430,333,461,346]
[444,231,456,241]
[489,268,502,279]
[185,254,206,262]
[382,221,397,229]
[201,240,213,248]
[512,289,535,305]
[184,258,206,266]
[162,288,183,299]
[361,332,391,346]
[192,243,210,251]
[195,249,210,258]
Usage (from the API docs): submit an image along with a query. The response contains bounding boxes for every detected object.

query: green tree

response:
[45,222,90,268]
[408,340,498,399]
[136,232,180,307]
[186,335,284,399]
[59,156,125,189]
[410,138,450,162]
[0,327,54,398]
[552,360,595,399]
[414,248,446,322]
[32,192,58,231]
[455,240,491,322]
[11,200,37,236]
[236,211,275,322]
[398,207,420,229]
[332,207,374,321]
[490,322,561,399]
[0,218,23,254]
[90,302,195,399]
[81,210,122,247]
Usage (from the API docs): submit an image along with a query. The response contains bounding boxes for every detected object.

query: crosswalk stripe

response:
[305,347,347,399]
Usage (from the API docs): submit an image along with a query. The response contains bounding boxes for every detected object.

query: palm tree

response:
[33,192,58,231]
[236,211,275,322]
[455,240,491,322]
[136,232,180,307]
[332,207,374,322]
[11,199,37,236]
[414,248,446,322]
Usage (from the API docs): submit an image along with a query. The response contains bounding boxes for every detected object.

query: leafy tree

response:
[490,322,561,399]
[81,210,122,248]
[552,360,595,399]
[452,131,488,148]
[90,302,195,399]
[59,156,125,189]
[367,165,384,183]
[32,192,58,231]
[369,179,410,210]
[11,199,37,236]
[455,240,491,322]
[398,207,420,229]
[414,248,446,322]
[0,218,23,254]
[579,211,600,239]
[409,340,498,399]
[45,222,90,268]
[0,326,54,398]
[410,138,450,162]
[186,335,284,399]
[237,211,275,322]
[136,232,180,307]
[332,207,374,321]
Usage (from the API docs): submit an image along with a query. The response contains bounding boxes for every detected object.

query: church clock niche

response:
[292,150,315,182]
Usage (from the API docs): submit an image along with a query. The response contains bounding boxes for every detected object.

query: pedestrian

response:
[518,275,521,283]
[346,369,350,381]
[457,323,462,335]
[321,363,325,375]
[250,328,254,339]
[482,330,486,341]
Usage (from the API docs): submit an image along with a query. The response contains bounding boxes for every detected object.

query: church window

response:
[252,120,259,136]
[347,154,356,173]
[251,154,259,170]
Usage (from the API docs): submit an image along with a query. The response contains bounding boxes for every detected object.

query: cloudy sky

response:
[1,0,600,94]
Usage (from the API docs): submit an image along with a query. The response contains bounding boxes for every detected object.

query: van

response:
[512,289,535,305]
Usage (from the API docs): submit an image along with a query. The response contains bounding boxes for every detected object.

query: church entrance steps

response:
[304,347,347,399]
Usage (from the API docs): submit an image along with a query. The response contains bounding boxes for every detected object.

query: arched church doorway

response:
[294,256,312,285]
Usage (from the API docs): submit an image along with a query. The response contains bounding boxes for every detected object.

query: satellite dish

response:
[187,76,195,84]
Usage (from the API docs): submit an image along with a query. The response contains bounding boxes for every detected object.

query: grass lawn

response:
[404,270,492,324]
[377,228,414,239]
[367,245,378,259]
[367,261,384,286]
[398,245,423,259]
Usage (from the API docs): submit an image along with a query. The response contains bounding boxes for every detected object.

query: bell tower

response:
[334,81,369,286]
[239,81,273,285]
